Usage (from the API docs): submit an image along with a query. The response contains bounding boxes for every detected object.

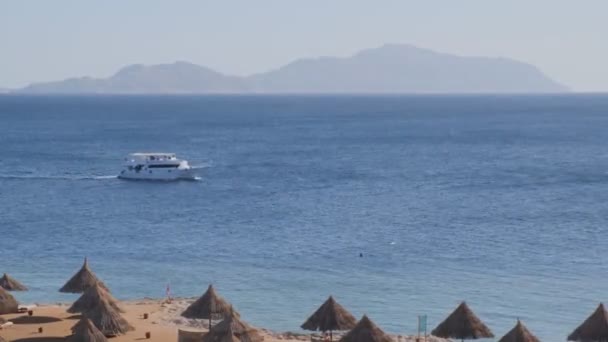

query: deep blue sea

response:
[1,94,608,341]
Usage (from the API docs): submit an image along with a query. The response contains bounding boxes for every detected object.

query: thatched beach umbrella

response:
[498,319,540,342]
[84,296,133,337]
[568,303,608,341]
[0,286,18,315]
[339,315,393,342]
[432,301,494,341]
[301,296,357,341]
[0,273,27,291]
[182,284,233,327]
[68,282,123,314]
[69,316,108,342]
[60,257,107,293]
[204,307,263,342]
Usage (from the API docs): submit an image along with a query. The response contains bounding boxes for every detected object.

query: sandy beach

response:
[0,298,447,342]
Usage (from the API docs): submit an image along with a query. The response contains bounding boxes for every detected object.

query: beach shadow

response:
[11,338,66,342]
[10,316,63,324]
[65,314,82,320]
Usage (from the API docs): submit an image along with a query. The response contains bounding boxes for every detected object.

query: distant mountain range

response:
[16,44,568,94]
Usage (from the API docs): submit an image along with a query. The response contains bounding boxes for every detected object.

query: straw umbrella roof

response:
[432,302,494,340]
[84,296,133,337]
[68,282,123,314]
[301,296,357,332]
[204,307,263,342]
[182,284,233,319]
[568,303,608,341]
[60,258,107,293]
[69,316,108,342]
[498,320,540,342]
[0,273,27,291]
[339,315,393,342]
[0,286,19,315]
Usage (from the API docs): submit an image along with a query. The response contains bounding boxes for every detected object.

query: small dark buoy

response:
[145,331,151,339]
[38,327,43,333]
[359,253,363,257]
[143,313,149,319]
[28,310,33,316]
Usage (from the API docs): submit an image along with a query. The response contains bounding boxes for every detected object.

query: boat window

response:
[148,164,179,168]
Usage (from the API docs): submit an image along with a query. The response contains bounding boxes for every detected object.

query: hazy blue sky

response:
[2,0,607,91]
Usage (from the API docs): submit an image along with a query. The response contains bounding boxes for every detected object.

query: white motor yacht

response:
[118,153,197,180]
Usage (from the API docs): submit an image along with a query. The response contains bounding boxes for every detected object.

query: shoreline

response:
[1,297,448,342]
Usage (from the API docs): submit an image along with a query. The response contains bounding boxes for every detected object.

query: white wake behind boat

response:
[118,153,198,181]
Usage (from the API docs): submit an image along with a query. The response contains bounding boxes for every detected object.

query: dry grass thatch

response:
[68,282,123,314]
[301,296,357,332]
[218,325,241,342]
[0,286,19,315]
[568,303,608,341]
[498,320,540,342]
[0,273,27,291]
[69,316,108,342]
[431,302,494,340]
[339,315,393,342]
[204,307,263,342]
[84,296,133,337]
[182,284,233,319]
[60,258,107,294]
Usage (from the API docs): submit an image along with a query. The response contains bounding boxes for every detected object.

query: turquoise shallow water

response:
[1,94,608,341]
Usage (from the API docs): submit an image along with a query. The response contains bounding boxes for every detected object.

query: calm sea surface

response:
[1,95,608,340]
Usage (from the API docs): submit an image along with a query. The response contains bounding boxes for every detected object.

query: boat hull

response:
[118,168,198,181]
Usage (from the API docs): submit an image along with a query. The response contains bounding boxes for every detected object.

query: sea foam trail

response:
[190,162,213,169]
[0,174,118,181]
[93,175,118,180]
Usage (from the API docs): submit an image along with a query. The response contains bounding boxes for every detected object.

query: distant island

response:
[16,44,568,94]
